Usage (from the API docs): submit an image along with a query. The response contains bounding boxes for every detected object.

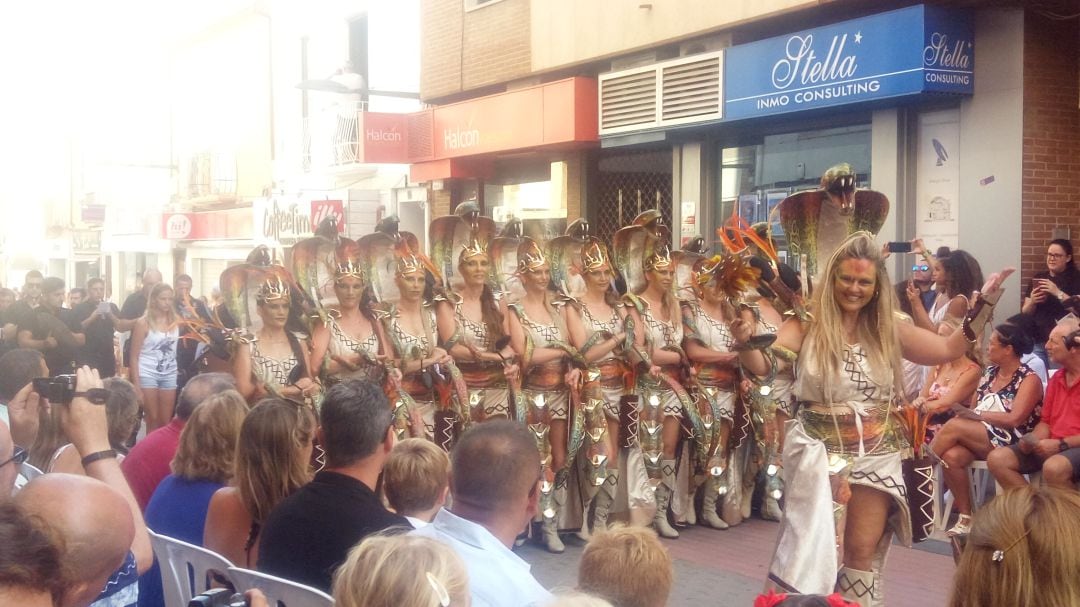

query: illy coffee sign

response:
[311,200,346,233]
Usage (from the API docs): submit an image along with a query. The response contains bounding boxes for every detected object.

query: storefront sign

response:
[259,199,311,242]
[410,78,598,163]
[162,209,253,241]
[358,112,409,163]
[724,4,973,120]
[163,213,195,239]
[310,200,346,233]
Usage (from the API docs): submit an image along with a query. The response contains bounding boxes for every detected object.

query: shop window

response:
[714,124,871,265]
[483,158,568,242]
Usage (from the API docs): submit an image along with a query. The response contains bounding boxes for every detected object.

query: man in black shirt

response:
[72,277,120,378]
[114,269,162,368]
[173,274,211,389]
[0,288,18,358]
[258,379,406,591]
[18,278,84,377]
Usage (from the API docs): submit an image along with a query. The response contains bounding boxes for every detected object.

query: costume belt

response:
[694,362,738,389]
[594,358,629,390]
[455,361,507,388]
[399,372,434,401]
[799,401,900,457]
[640,364,683,388]
[524,360,569,391]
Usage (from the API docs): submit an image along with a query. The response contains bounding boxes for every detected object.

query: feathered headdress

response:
[694,254,761,299]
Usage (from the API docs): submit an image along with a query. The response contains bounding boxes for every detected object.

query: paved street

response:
[520,519,955,606]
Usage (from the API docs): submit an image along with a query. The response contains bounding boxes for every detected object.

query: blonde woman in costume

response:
[616,224,693,540]
[681,255,754,530]
[733,232,1005,606]
[565,237,633,533]
[362,231,460,444]
[431,208,518,424]
[508,237,582,553]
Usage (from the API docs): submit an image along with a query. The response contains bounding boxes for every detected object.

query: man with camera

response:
[989,318,1080,490]
[17,277,85,378]
[73,277,121,379]
[14,366,153,607]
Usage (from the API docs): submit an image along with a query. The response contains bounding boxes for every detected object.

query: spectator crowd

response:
[1,235,1080,607]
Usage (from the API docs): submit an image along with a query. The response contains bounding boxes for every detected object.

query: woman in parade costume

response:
[508,237,583,553]
[431,207,518,424]
[361,230,464,447]
[732,232,1007,606]
[681,253,772,530]
[308,237,393,386]
[232,273,319,406]
[615,224,695,540]
[720,220,803,524]
[564,237,637,533]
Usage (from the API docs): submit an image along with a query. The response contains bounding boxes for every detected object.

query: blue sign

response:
[724,4,973,121]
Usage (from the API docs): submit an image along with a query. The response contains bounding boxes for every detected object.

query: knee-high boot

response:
[836,566,877,607]
[701,475,729,530]
[591,472,618,533]
[542,481,565,553]
[653,459,680,539]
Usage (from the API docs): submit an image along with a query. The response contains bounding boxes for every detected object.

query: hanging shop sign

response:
[724,4,973,121]
[162,208,253,241]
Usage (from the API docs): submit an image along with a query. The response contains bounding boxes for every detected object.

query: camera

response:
[188,588,247,607]
[32,375,77,404]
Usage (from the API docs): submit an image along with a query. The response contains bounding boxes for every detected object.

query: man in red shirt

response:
[989,319,1080,488]
[120,372,235,510]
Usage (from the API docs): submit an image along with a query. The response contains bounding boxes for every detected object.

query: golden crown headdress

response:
[644,244,672,271]
[517,238,547,273]
[460,237,488,261]
[257,277,289,302]
[396,253,423,276]
[581,238,610,272]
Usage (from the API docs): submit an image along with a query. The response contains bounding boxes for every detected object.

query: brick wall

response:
[1021,12,1080,287]
[421,0,532,102]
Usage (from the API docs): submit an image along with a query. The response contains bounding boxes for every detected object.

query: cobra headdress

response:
[429,203,496,292]
[613,224,671,296]
[548,223,599,299]
[358,225,440,306]
[220,249,299,333]
[777,163,888,280]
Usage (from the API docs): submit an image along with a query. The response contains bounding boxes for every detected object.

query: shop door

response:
[591,149,673,246]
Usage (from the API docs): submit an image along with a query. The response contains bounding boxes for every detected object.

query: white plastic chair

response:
[227,566,334,607]
[148,530,235,607]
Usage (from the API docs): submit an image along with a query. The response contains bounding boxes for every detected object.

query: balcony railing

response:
[302,101,369,171]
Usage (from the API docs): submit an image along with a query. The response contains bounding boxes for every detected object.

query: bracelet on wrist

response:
[81,449,117,468]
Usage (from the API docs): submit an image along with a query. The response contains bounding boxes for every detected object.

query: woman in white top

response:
[129,283,180,433]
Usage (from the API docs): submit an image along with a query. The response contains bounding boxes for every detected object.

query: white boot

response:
[653,459,680,539]
[591,473,618,533]
[701,477,729,530]
[836,566,877,607]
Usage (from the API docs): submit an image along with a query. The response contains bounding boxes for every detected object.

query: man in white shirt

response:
[413,420,552,607]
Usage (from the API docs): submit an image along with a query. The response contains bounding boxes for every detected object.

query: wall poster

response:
[916,109,960,252]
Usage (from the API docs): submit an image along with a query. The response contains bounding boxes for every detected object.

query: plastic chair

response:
[148,530,235,607]
[227,567,334,607]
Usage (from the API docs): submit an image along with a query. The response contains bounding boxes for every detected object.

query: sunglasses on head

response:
[912,265,930,272]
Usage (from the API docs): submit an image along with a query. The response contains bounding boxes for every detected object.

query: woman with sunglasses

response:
[930,323,1042,536]
[1021,239,1080,368]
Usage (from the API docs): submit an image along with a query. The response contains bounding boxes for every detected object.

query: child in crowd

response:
[382,438,451,528]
